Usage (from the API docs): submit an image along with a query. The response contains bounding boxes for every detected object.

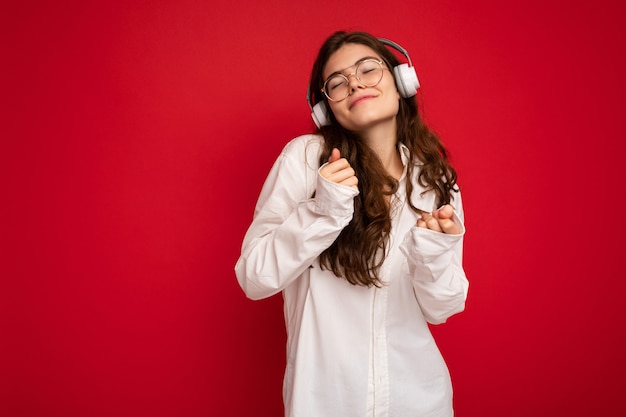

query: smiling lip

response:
[349,95,376,109]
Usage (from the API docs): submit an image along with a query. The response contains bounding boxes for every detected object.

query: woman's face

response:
[323,43,400,134]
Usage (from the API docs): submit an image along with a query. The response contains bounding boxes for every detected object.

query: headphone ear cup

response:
[311,101,330,128]
[393,64,420,98]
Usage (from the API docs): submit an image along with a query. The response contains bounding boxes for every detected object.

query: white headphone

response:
[306,38,420,128]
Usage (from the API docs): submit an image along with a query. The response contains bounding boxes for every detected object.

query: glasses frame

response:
[321,59,386,102]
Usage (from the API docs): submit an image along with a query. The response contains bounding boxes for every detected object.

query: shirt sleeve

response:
[399,192,469,324]
[235,139,359,300]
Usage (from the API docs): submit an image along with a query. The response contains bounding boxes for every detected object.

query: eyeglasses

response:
[321,59,386,102]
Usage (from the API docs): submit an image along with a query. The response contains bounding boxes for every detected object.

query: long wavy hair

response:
[309,31,458,287]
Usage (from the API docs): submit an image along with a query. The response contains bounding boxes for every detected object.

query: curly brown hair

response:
[309,31,458,287]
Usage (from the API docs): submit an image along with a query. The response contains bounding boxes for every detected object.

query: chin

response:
[340,114,396,133]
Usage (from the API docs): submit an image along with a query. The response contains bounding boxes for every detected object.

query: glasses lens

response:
[357,60,383,86]
[324,75,348,102]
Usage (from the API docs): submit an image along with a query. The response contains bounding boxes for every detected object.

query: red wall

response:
[3,1,625,416]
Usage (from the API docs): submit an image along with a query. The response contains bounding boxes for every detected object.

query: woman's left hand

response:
[416,204,460,234]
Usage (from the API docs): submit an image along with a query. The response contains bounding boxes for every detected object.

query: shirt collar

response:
[398,142,410,167]
[397,142,423,167]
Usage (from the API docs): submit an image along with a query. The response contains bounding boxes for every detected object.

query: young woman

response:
[235,31,469,417]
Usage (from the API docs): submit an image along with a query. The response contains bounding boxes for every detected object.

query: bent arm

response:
[235,145,358,300]
[400,195,469,324]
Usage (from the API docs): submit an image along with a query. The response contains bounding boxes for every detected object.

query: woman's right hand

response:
[319,148,359,190]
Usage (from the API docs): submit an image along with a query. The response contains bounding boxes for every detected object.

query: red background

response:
[3,1,625,416]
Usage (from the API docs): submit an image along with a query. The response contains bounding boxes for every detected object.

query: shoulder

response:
[281,134,324,156]
[279,134,325,169]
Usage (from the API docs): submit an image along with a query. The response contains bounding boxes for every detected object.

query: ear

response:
[311,101,330,128]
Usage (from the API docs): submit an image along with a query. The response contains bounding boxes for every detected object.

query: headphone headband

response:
[377,38,414,67]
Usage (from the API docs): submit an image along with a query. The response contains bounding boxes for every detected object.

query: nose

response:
[346,72,364,93]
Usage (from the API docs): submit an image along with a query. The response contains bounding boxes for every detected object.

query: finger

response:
[433,204,454,220]
[319,157,348,179]
[416,216,427,229]
[321,162,353,181]
[433,205,460,234]
[328,148,341,163]
[437,218,460,234]
[422,213,443,232]
[330,166,356,184]
[339,173,358,187]
[334,169,358,189]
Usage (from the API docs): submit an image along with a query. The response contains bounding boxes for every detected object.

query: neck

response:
[359,119,403,179]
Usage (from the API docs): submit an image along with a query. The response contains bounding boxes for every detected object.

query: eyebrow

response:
[325,56,381,79]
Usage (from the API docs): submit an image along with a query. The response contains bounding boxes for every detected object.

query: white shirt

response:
[235,134,469,417]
